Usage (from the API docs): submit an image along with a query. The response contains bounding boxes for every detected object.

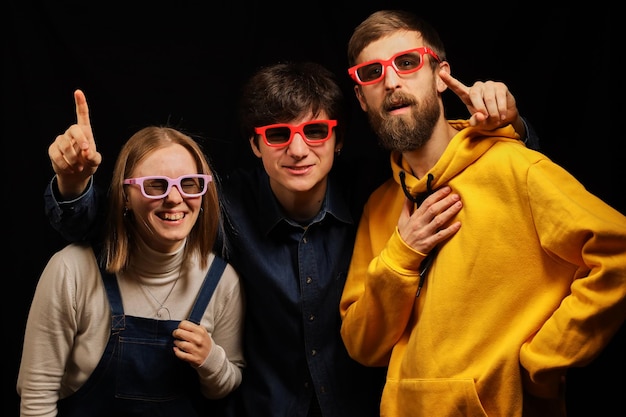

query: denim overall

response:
[57,254,227,417]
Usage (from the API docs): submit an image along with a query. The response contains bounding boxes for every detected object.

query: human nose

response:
[286,132,309,158]
[164,184,184,202]
[382,63,401,89]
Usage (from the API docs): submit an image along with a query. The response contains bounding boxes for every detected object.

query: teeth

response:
[162,212,184,221]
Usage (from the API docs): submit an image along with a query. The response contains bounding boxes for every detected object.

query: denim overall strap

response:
[100,265,126,330]
[91,243,126,329]
[188,255,227,324]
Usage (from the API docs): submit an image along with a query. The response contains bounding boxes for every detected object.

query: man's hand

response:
[48,89,102,198]
[440,70,526,138]
[397,186,462,255]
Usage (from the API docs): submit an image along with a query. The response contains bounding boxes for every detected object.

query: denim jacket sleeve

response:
[521,117,541,151]
[44,175,103,243]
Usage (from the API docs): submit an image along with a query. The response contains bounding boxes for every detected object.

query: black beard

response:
[367,89,440,152]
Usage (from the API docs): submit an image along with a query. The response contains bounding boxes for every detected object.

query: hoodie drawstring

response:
[399,171,435,206]
[398,170,438,298]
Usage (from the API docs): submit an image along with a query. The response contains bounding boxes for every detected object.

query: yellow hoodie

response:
[339,121,626,417]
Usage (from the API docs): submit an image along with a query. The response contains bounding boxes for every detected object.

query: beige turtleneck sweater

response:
[17,238,245,417]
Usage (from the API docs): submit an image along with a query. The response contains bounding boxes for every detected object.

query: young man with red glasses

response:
[42,58,534,416]
[338,9,626,417]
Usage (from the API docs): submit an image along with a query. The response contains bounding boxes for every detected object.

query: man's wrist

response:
[51,175,93,204]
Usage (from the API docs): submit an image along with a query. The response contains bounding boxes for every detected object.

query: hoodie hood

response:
[390,120,520,203]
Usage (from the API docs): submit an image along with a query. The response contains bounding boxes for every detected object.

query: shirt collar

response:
[257,169,353,235]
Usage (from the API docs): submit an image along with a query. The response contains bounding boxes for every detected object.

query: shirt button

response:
[311,349,317,356]
[309,314,315,321]
[306,276,312,284]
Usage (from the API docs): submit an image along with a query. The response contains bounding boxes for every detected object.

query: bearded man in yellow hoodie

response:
[339,10,626,417]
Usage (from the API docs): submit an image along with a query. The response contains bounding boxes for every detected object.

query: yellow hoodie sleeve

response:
[520,159,626,398]
[340,187,427,367]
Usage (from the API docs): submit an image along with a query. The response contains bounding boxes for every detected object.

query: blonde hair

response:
[102,126,219,273]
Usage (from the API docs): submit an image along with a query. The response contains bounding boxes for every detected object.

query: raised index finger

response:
[439,70,469,102]
[74,89,91,128]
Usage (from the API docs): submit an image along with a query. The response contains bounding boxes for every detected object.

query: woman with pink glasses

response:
[18,120,245,416]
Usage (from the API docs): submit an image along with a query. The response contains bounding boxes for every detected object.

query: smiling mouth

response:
[160,212,185,221]
[284,163,313,172]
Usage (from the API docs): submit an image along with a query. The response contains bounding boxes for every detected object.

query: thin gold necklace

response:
[137,270,182,320]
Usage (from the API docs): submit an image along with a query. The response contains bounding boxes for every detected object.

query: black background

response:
[6,1,624,416]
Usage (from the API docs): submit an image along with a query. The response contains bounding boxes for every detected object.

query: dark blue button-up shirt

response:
[216,166,385,417]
